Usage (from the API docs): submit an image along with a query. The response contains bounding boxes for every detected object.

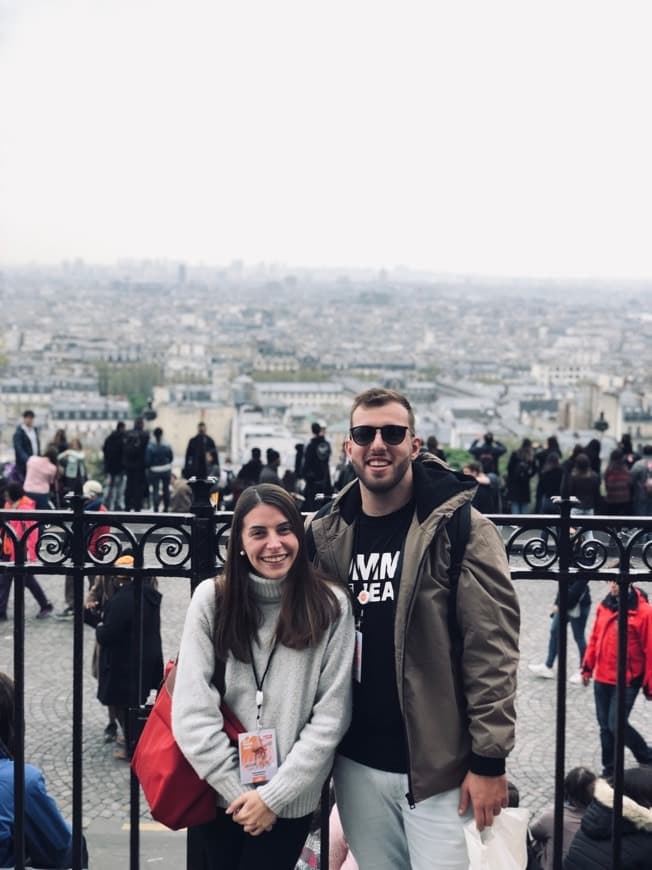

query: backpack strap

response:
[444,502,472,655]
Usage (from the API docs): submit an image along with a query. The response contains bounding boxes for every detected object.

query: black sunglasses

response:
[349,425,410,446]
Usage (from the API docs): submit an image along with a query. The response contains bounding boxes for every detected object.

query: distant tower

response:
[178,262,187,285]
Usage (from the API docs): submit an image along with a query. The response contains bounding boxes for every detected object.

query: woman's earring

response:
[240,550,245,557]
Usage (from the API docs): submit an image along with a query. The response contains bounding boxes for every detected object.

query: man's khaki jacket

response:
[308,459,520,803]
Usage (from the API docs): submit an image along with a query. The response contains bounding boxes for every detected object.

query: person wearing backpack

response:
[145,427,174,512]
[604,448,633,516]
[308,389,519,870]
[630,444,652,517]
[506,438,536,514]
[123,418,149,512]
[469,431,507,475]
[301,422,333,511]
[58,438,87,497]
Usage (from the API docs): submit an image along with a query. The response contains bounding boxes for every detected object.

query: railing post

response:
[130,547,145,870]
[189,478,218,593]
[551,496,573,870]
[68,493,87,870]
[611,570,629,866]
[12,540,26,870]
[187,478,218,869]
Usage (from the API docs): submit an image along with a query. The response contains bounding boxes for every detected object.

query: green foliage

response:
[95,362,163,415]
[85,452,104,481]
[250,369,330,382]
[443,447,473,471]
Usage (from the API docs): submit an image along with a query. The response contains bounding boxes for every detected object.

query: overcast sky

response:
[1,0,651,279]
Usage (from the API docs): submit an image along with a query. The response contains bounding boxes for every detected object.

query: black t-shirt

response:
[338,501,414,773]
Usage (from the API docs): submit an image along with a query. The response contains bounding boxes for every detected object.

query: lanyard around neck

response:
[247,636,278,728]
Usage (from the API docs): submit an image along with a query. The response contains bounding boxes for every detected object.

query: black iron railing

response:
[2,489,651,870]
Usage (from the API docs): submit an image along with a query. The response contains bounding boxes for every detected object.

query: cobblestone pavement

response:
[2,567,652,863]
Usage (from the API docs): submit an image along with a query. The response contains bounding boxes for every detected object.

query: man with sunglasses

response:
[308,388,519,870]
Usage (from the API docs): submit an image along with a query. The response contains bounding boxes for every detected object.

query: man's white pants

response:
[333,755,472,870]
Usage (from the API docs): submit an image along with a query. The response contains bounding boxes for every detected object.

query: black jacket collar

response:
[336,459,476,526]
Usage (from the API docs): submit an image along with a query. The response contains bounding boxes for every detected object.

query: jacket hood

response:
[582,778,652,839]
[331,458,476,526]
[601,587,646,613]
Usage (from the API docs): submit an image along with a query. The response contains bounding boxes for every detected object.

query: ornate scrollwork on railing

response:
[214,518,232,569]
[570,531,610,571]
[504,525,559,570]
[35,522,73,566]
[82,521,138,567]
[140,523,192,569]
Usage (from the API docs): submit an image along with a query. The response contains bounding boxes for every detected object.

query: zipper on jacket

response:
[400,538,434,809]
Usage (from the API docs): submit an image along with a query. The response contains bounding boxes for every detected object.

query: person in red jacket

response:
[0,482,53,620]
[581,577,652,777]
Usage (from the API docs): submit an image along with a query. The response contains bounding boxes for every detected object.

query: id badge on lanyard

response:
[239,641,279,784]
[238,728,278,784]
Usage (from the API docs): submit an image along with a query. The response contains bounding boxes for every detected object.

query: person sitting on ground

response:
[530,766,596,870]
[581,575,652,778]
[0,482,53,621]
[169,471,192,512]
[563,768,652,869]
[0,672,87,868]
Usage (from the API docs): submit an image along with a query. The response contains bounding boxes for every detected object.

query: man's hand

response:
[582,673,591,687]
[226,792,277,836]
[458,772,508,832]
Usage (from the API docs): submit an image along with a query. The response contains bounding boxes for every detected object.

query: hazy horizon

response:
[2,1,651,280]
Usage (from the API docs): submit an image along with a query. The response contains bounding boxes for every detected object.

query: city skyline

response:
[2,0,652,280]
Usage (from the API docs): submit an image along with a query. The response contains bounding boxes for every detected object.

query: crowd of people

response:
[464,430,652,519]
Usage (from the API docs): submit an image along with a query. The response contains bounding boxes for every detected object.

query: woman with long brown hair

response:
[172,484,354,870]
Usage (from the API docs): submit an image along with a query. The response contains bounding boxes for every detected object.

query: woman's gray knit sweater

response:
[172,575,354,818]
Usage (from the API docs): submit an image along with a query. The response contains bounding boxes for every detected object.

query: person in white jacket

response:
[172,483,355,870]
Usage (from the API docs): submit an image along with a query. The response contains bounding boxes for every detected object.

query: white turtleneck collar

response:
[248,572,285,603]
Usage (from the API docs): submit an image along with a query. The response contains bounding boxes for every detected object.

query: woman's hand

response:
[226,792,277,836]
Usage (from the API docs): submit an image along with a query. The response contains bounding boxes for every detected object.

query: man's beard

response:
[350,454,411,495]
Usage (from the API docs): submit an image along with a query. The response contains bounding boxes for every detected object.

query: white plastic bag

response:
[464,807,530,870]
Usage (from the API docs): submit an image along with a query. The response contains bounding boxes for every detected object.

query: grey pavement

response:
[2,567,652,867]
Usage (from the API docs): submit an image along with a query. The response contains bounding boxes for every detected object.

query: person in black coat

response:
[123,418,150,512]
[102,421,127,511]
[95,555,163,759]
[302,422,333,511]
[12,410,40,481]
[563,771,652,869]
[184,422,219,480]
[506,438,536,513]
